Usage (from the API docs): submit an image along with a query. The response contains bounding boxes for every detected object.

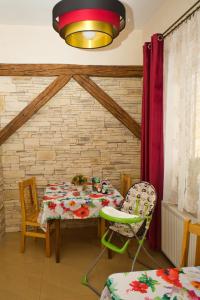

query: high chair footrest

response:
[81,275,88,286]
[101,230,130,254]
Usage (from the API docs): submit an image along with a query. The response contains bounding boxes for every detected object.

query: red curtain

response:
[141,34,164,250]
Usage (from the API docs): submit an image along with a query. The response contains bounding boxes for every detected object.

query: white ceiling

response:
[0,0,165,28]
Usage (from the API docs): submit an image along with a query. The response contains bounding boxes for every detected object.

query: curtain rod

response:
[163,0,200,38]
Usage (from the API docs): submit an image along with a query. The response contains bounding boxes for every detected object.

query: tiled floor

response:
[0,226,172,300]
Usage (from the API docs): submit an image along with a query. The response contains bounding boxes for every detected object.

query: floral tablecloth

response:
[38,182,123,226]
[100,267,200,300]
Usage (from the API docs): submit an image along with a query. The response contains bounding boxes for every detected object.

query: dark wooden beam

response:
[73,75,141,139]
[0,64,143,78]
[0,75,71,145]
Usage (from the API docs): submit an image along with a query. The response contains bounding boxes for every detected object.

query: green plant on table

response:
[71,174,88,186]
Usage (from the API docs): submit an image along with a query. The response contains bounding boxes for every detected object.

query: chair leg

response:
[107,249,113,259]
[180,219,190,267]
[34,227,38,243]
[195,235,200,266]
[97,218,101,238]
[55,219,61,263]
[20,231,26,253]
[100,218,106,240]
[45,221,51,258]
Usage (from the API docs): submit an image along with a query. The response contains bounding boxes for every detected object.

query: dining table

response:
[38,181,123,262]
[100,266,200,300]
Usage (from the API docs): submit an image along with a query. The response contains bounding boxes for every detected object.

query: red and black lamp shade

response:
[53,0,126,49]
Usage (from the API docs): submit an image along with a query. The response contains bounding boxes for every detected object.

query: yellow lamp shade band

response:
[61,20,115,49]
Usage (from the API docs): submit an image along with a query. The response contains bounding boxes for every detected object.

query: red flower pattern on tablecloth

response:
[156,268,182,288]
[73,191,80,197]
[50,187,57,190]
[73,205,89,218]
[188,290,200,300]
[89,193,105,199]
[43,195,53,200]
[48,202,57,210]
[102,199,110,206]
[113,199,117,206]
[61,202,70,212]
[129,281,148,293]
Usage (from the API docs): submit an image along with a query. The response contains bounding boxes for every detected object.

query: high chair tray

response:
[100,206,143,224]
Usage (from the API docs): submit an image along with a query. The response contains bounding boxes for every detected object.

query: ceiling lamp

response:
[52,0,126,49]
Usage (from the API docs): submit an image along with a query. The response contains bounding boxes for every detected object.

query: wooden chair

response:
[180,218,200,267]
[19,177,52,257]
[120,174,132,198]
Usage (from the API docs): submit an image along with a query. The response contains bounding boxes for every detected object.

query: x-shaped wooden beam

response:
[0,65,142,145]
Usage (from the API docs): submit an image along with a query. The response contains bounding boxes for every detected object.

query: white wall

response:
[0,25,143,65]
[143,0,196,41]
[0,1,197,64]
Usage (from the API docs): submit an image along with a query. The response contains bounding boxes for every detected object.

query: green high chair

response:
[82,181,157,296]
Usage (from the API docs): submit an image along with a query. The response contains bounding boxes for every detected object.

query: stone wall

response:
[0,113,5,238]
[0,76,142,232]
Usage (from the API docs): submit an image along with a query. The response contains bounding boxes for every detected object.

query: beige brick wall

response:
[0,76,142,232]
[0,127,5,239]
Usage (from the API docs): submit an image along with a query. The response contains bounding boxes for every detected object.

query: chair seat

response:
[100,266,200,300]
[109,222,142,238]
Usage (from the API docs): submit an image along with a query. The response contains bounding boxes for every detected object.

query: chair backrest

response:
[19,177,39,223]
[180,219,200,267]
[121,181,157,218]
[120,174,132,198]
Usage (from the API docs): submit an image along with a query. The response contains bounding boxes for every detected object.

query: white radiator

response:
[162,202,197,267]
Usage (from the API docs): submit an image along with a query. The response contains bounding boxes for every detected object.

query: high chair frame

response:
[82,181,158,296]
